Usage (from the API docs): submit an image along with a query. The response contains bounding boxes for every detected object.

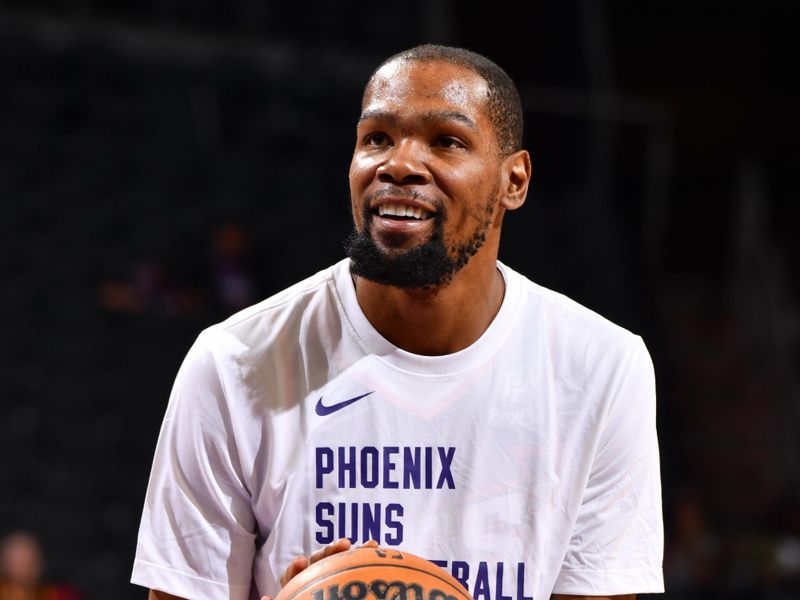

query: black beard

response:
[345,203,490,290]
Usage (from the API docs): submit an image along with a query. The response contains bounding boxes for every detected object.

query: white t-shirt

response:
[132,259,664,600]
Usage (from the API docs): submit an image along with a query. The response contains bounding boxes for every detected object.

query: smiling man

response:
[132,45,664,600]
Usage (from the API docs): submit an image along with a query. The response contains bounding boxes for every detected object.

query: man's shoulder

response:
[503,262,643,356]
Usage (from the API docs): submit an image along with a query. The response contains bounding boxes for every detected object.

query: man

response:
[132,45,664,600]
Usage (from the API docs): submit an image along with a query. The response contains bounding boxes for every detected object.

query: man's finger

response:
[279,539,354,591]
[280,556,309,587]
[309,538,352,565]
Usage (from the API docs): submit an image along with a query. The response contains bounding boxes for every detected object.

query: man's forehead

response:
[363,59,489,114]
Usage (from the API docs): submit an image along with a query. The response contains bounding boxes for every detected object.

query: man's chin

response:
[345,229,457,289]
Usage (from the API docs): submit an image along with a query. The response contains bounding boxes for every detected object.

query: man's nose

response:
[376,139,431,185]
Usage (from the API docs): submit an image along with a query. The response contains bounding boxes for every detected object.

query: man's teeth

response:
[377,204,428,219]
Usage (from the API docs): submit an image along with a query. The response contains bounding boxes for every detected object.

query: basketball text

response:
[309,580,461,600]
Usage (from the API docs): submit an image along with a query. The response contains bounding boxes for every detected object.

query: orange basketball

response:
[275,546,471,600]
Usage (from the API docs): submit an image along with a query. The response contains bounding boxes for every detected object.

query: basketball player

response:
[132,45,664,600]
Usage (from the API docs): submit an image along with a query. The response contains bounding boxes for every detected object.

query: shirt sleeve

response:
[131,330,257,600]
[553,336,665,596]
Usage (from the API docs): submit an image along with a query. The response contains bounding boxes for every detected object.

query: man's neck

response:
[352,257,505,356]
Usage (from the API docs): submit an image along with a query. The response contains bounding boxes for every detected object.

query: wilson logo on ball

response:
[310,579,460,600]
[276,547,471,600]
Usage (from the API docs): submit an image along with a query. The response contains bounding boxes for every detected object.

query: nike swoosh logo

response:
[315,391,374,416]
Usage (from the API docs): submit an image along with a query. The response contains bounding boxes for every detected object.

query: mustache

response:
[363,187,442,211]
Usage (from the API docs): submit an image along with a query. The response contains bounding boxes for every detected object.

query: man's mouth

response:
[374,202,434,221]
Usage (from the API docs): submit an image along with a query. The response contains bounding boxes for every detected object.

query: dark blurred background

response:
[1,1,798,598]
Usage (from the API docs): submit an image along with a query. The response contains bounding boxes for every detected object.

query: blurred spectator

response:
[98,260,205,316]
[97,222,259,318]
[210,222,257,312]
[0,532,81,600]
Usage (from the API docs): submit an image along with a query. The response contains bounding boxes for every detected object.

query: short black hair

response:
[365,44,524,156]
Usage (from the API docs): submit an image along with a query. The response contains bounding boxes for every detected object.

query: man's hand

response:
[261,538,379,600]
[278,538,352,589]
[149,592,186,600]
[550,594,636,600]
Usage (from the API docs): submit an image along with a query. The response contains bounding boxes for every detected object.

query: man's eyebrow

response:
[358,109,477,130]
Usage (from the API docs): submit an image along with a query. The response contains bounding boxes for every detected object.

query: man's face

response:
[346,59,505,289]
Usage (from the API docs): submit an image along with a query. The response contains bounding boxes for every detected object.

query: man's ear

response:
[500,150,531,211]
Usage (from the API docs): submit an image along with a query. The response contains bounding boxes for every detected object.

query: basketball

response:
[275,546,471,600]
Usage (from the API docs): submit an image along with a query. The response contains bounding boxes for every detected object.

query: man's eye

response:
[365,133,390,146]
[434,136,465,149]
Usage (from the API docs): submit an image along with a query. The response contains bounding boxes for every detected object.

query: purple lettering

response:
[315,502,334,544]
[404,447,421,488]
[385,503,404,545]
[496,563,512,600]
[361,447,379,488]
[473,562,490,600]
[436,447,456,489]
[338,446,356,488]
[383,446,399,489]
[316,447,333,488]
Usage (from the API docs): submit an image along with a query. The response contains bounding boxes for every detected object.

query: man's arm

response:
[150,590,274,600]
[149,592,185,600]
[553,340,662,598]
[147,540,356,600]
